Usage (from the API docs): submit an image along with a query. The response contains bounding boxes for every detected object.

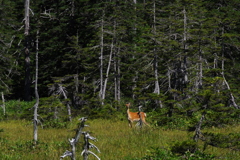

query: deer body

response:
[126,103,150,128]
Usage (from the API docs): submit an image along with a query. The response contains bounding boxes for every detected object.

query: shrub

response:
[183,150,215,160]
[142,147,179,160]
[171,140,198,155]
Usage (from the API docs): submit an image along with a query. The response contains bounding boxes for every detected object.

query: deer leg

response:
[128,120,133,128]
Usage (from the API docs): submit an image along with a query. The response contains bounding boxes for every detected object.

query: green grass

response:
[0,119,240,159]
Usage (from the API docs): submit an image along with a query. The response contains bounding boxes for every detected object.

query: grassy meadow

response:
[0,118,240,160]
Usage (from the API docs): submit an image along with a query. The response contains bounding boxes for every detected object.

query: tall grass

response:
[0,119,240,159]
[88,119,188,160]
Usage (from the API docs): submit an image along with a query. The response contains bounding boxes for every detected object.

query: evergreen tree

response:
[0,0,22,97]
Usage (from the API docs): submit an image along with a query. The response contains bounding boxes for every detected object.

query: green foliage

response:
[125,146,215,160]
[1,1,240,126]
[141,147,179,160]
[149,108,191,130]
[156,115,190,130]
[0,99,74,128]
[138,147,215,160]
[171,140,198,155]
[182,150,215,160]
[42,119,69,129]
[203,132,240,150]
[86,103,121,120]
[0,100,35,120]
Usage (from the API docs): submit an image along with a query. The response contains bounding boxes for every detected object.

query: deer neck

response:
[127,108,130,114]
[127,108,131,117]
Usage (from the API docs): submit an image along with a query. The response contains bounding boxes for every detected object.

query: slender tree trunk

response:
[102,40,113,101]
[1,92,5,115]
[222,75,239,109]
[213,29,218,69]
[114,20,121,103]
[193,112,205,142]
[220,29,239,109]
[59,84,72,121]
[198,36,203,90]
[114,46,121,102]
[73,31,79,108]
[168,67,171,90]
[24,0,30,36]
[198,53,203,89]
[132,0,137,100]
[71,0,74,16]
[214,54,218,69]
[99,14,104,103]
[182,7,188,90]
[117,56,120,101]
[153,0,162,108]
[33,29,39,145]
[24,0,31,101]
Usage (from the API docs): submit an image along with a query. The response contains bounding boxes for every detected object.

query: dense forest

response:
[1,0,240,121]
[1,0,240,159]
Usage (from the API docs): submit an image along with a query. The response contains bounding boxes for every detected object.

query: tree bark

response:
[193,112,205,142]
[221,33,239,109]
[99,14,104,103]
[114,46,121,102]
[132,0,137,100]
[1,92,5,115]
[33,29,39,145]
[153,0,162,108]
[114,19,121,103]
[24,0,31,101]
[59,84,72,121]
[24,0,30,36]
[102,40,113,101]
[198,34,203,90]
[182,7,188,90]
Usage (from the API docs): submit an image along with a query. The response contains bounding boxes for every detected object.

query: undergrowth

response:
[1,119,240,159]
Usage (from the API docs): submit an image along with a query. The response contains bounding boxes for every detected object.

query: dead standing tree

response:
[24,0,31,101]
[23,0,39,145]
[60,117,87,160]
[49,83,72,121]
[60,117,100,160]
[136,105,143,128]
[193,112,205,142]
[82,132,101,160]
[33,29,40,145]
[1,92,5,115]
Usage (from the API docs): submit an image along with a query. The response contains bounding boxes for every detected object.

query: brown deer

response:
[126,103,150,128]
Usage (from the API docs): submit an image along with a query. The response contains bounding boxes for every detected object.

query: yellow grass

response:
[0,119,240,159]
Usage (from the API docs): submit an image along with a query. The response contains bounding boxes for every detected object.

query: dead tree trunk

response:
[114,46,121,103]
[33,29,39,145]
[179,7,188,92]
[24,0,31,101]
[193,112,205,142]
[1,92,5,115]
[102,41,113,101]
[60,117,87,160]
[99,14,104,103]
[221,36,239,109]
[59,84,72,121]
[152,0,162,108]
[113,20,121,103]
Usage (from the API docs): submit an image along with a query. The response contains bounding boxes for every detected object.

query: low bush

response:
[171,140,198,155]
